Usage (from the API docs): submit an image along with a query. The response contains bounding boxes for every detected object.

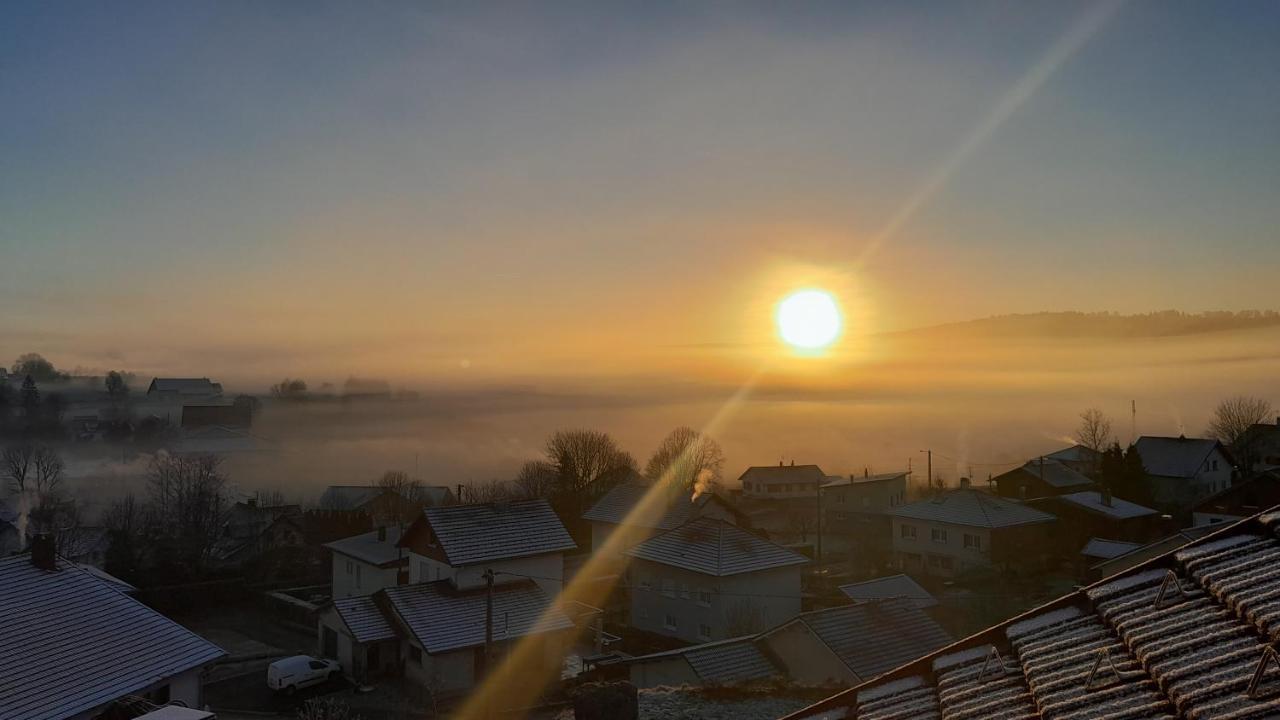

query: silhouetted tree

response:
[2,443,63,496]
[1101,442,1151,506]
[19,375,39,420]
[103,494,145,583]
[10,353,68,383]
[146,453,230,575]
[513,460,558,499]
[1207,395,1273,468]
[105,370,129,401]
[644,426,724,495]
[466,479,517,504]
[1075,408,1114,454]
[544,429,635,498]
[270,378,308,400]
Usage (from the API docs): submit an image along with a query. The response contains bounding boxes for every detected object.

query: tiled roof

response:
[1135,435,1224,478]
[422,499,575,565]
[780,504,1280,720]
[625,518,809,576]
[626,635,782,685]
[1044,444,1102,465]
[839,574,938,609]
[382,579,572,654]
[0,556,225,720]
[794,599,952,680]
[324,526,405,567]
[582,477,740,530]
[1055,490,1158,519]
[822,471,910,489]
[330,596,397,643]
[1081,537,1142,560]
[738,464,828,486]
[889,489,1056,529]
[1000,458,1094,489]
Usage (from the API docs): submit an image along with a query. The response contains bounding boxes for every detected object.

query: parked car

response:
[267,655,341,694]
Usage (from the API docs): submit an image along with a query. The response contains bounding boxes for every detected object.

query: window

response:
[410,646,422,666]
[664,614,678,630]
[900,524,917,540]
[679,583,689,599]
[1212,459,1219,471]
[638,606,649,619]
[964,534,981,550]
[661,579,675,598]
[309,660,327,670]
[698,623,712,639]
[697,589,713,606]
[355,564,362,587]
[931,528,948,544]
[346,560,353,574]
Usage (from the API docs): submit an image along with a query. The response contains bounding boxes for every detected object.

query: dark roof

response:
[822,471,910,489]
[1135,435,1226,478]
[1035,490,1157,520]
[889,489,1056,529]
[783,598,951,681]
[382,579,572,654]
[1080,537,1142,560]
[839,574,938,609]
[781,504,1280,720]
[330,596,397,644]
[0,556,225,720]
[582,478,744,530]
[738,464,828,486]
[1044,444,1102,464]
[625,636,782,684]
[625,518,809,576]
[147,377,221,394]
[996,458,1093,490]
[420,499,575,565]
[324,526,405,567]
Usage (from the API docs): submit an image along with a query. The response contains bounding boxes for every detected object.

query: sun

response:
[776,289,842,351]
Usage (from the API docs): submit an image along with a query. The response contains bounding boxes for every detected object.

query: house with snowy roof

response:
[1026,488,1163,560]
[839,574,937,610]
[624,517,809,643]
[738,462,829,499]
[325,524,407,598]
[780,502,1280,720]
[1135,435,1234,512]
[889,483,1057,578]
[582,472,747,557]
[992,456,1094,499]
[0,536,225,720]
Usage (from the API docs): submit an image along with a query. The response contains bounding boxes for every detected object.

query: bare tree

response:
[1207,395,1274,449]
[512,460,558,499]
[2,443,63,496]
[1075,408,1114,454]
[466,479,517,504]
[544,429,635,497]
[270,378,308,401]
[644,426,725,495]
[147,453,231,573]
[104,494,145,580]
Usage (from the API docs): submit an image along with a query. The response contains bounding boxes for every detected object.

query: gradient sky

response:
[3,1,1278,386]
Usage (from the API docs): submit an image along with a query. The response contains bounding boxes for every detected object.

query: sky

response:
[2,1,1279,389]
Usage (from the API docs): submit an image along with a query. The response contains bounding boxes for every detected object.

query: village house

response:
[211,499,303,568]
[622,596,950,688]
[738,462,828,499]
[145,377,223,401]
[0,536,225,719]
[1025,488,1163,557]
[820,470,909,568]
[625,517,808,643]
[582,472,747,557]
[326,525,407,599]
[889,483,1057,578]
[1191,467,1280,527]
[779,503,1280,720]
[992,456,1094,499]
[1236,416,1280,472]
[399,499,576,596]
[1134,435,1234,512]
[838,574,938,610]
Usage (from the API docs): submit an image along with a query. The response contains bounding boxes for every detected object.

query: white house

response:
[625,517,808,643]
[889,486,1057,578]
[325,525,407,599]
[1134,435,1235,511]
[582,474,746,557]
[738,462,828,499]
[0,537,225,719]
[399,499,576,596]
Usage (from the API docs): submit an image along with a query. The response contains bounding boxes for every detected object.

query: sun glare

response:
[776,289,842,351]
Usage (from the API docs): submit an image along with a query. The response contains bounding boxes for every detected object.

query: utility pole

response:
[919,450,932,490]
[1131,400,1137,446]
[482,568,495,678]
[815,476,823,563]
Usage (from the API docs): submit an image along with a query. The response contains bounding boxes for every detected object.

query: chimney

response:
[864,467,869,478]
[377,525,387,542]
[779,460,784,467]
[790,460,795,467]
[959,477,971,489]
[31,533,57,571]
[1101,485,1113,508]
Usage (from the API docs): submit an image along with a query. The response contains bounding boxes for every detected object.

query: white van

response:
[267,655,341,694]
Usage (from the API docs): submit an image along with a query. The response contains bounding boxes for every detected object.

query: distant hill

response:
[895,310,1280,339]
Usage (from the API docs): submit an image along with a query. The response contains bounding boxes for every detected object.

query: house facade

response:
[1134,436,1234,512]
[992,458,1093,500]
[625,518,808,643]
[326,525,407,599]
[821,471,909,567]
[582,476,745,558]
[738,462,828,499]
[889,486,1057,578]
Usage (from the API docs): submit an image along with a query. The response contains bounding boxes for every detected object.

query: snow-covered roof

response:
[330,595,397,643]
[324,526,405,567]
[1080,537,1142,559]
[838,574,937,609]
[625,518,809,576]
[779,598,951,681]
[779,503,1280,720]
[1135,435,1226,478]
[889,489,1056,529]
[1055,490,1158,519]
[822,471,910,489]
[0,555,225,720]
[419,499,575,566]
[1044,443,1101,465]
[625,635,782,684]
[583,476,742,530]
[382,579,572,654]
[997,457,1094,489]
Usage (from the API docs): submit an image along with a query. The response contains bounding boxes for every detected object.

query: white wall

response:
[408,551,564,596]
[891,517,991,578]
[332,553,401,599]
[628,560,802,643]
